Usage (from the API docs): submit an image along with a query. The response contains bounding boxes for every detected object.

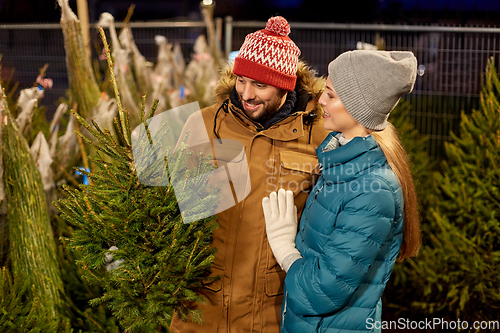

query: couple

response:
[170,15,421,333]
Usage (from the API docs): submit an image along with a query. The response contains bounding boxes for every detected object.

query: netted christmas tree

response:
[1,85,68,330]
[0,51,125,333]
[57,0,101,119]
[55,29,219,332]
[0,267,63,332]
[393,57,500,326]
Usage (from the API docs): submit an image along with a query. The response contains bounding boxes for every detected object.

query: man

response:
[170,16,329,333]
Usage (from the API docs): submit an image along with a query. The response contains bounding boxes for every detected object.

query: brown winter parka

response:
[170,62,328,333]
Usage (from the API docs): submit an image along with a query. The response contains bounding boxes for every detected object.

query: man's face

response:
[235,76,287,122]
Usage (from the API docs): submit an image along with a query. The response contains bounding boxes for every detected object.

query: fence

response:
[1,19,500,158]
[0,20,210,118]
[228,20,500,158]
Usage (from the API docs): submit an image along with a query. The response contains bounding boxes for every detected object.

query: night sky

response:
[0,0,499,25]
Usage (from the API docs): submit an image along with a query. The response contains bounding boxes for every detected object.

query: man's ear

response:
[280,89,288,99]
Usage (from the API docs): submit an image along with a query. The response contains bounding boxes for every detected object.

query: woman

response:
[262,50,421,332]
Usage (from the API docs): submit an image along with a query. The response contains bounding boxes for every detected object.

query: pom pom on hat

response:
[233,16,300,91]
[265,16,291,37]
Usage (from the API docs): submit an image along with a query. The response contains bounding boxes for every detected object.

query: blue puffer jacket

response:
[281,132,404,333]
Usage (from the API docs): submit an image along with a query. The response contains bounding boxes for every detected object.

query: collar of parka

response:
[213,61,326,131]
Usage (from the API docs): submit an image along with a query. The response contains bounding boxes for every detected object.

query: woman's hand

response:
[262,189,302,272]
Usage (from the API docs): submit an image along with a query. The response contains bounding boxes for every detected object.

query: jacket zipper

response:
[314,182,325,199]
[282,291,288,330]
[309,182,325,209]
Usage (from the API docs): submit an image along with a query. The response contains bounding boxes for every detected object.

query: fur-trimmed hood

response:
[214,60,326,105]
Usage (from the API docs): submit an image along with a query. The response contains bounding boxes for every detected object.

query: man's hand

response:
[262,189,302,272]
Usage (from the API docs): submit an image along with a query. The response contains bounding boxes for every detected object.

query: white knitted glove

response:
[262,189,302,272]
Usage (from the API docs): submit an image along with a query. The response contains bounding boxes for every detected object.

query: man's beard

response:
[237,94,285,124]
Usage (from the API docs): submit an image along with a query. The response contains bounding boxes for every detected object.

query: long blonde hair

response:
[370,123,421,260]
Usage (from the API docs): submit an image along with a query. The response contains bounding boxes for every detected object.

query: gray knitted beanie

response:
[328,50,417,131]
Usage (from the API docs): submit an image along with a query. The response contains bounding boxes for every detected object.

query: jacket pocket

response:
[204,265,224,292]
[279,151,320,193]
[280,151,320,174]
[265,270,287,297]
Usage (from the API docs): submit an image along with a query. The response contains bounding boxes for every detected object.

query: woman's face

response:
[319,76,368,138]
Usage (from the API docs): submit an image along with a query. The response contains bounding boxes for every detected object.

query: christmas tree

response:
[0,267,63,332]
[55,29,219,332]
[379,100,436,321]
[1,53,122,333]
[1,86,67,330]
[57,0,101,119]
[394,57,500,324]
[386,100,436,207]
[97,12,142,127]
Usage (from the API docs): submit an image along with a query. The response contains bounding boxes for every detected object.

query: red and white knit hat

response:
[233,16,301,91]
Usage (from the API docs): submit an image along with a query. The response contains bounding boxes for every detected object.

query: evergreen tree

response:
[0,267,65,332]
[396,57,500,325]
[55,29,219,332]
[2,56,120,333]
[387,100,436,208]
[380,100,436,320]
[55,211,122,333]
[0,79,8,269]
[57,0,101,119]
[1,90,67,329]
